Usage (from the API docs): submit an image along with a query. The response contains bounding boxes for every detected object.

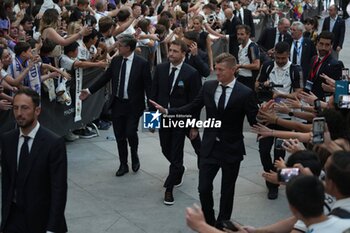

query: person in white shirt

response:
[286,175,350,233]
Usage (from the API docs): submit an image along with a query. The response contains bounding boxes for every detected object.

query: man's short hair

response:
[14,88,41,107]
[317,31,334,44]
[117,9,131,22]
[14,42,31,56]
[170,39,188,53]
[215,52,237,67]
[286,150,322,177]
[277,17,288,26]
[275,41,291,54]
[327,151,350,196]
[117,34,137,51]
[83,28,98,44]
[286,176,325,218]
[98,16,114,33]
[132,3,141,9]
[77,0,89,5]
[64,42,79,55]
[20,14,33,25]
[291,21,305,32]
[236,24,251,35]
[183,31,199,44]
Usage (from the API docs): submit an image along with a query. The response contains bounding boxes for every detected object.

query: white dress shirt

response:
[119,52,135,99]
[169,60,184,94]
[214,78,236,108]
[17,122,40,169]
[290,37,303,65]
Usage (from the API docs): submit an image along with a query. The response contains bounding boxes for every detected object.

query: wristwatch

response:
[288,111,294,117]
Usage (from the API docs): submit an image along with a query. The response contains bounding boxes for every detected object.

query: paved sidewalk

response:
[65,128,291,233]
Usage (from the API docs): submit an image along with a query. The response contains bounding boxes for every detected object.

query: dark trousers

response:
[159,128,186,188]
[258,123,287,189]
[236,75,255,91]
[4,203,28,233]
[185,129,202,168]
[198,145,241,226]
[112,99,141,165]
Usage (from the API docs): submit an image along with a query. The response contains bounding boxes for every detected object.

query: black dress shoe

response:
[132,161,140,172]
[115,164,129,176]
[267,188,278,200]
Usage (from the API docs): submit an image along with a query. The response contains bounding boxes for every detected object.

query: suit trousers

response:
[258,123,287,189]
[159,128,186,188]
[185,128,202,167]
[198,143,241,226]
[4,203,28,233]
[112,99,141,165]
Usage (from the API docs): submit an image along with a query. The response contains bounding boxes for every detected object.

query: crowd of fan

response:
[0,0,349,232]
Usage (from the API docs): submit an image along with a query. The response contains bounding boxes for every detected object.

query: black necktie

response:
[118,58,128,99]
[237,11,242,23]
[292,41,298,64]
[168,67,177,94]
[278,33,282,42]
[218,85,228,115]
[16,136,30,205]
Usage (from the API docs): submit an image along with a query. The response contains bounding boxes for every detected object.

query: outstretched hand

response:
[79,89,90,101]
[149,99,167,114]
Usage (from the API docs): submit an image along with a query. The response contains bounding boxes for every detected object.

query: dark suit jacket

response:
[151,62,202,110]
[257,27,292,51]
[169,80,258,162]
[89,54,152,116]
[322,16,345,50]
[307,55,343,99]
[1,126,67,233]
[286,37,317,83]
[185,49,210,78]
[234,9,255,37]
[222,17,241,58]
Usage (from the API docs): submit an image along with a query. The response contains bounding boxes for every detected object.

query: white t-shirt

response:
[59,54,76,71]
[238,39,253,77]
[308,216,350,233]
[1,69,9,80]
[77,40,90,61]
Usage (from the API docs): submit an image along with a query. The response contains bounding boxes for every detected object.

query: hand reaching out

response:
[274,157,286,170]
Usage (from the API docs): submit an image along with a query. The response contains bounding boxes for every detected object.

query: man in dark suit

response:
[257,18,292,56]
[321,5,346,60]
[233,0,255,38]
[150,53,258,228]
[80,34,152,176]
[222,8,241,59]
[150,39,202,205]
[286,21,317,85]
[1,88,67,233]
[305,31,343,100]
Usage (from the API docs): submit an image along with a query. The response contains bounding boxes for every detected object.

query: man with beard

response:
[236,25,260,91]
[305,31,343,100]
[0,88,68,233]
[150,39,202,205]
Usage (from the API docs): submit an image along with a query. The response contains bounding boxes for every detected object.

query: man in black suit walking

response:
[287,21,317,85]
[80,34,152,176]
[233,0,255,38]
[150,39,202,205]
[150,53,258,228]
[1,88,68,233]
[257,18,292,56]
[322,5,346,60]
[222,8,241,59]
